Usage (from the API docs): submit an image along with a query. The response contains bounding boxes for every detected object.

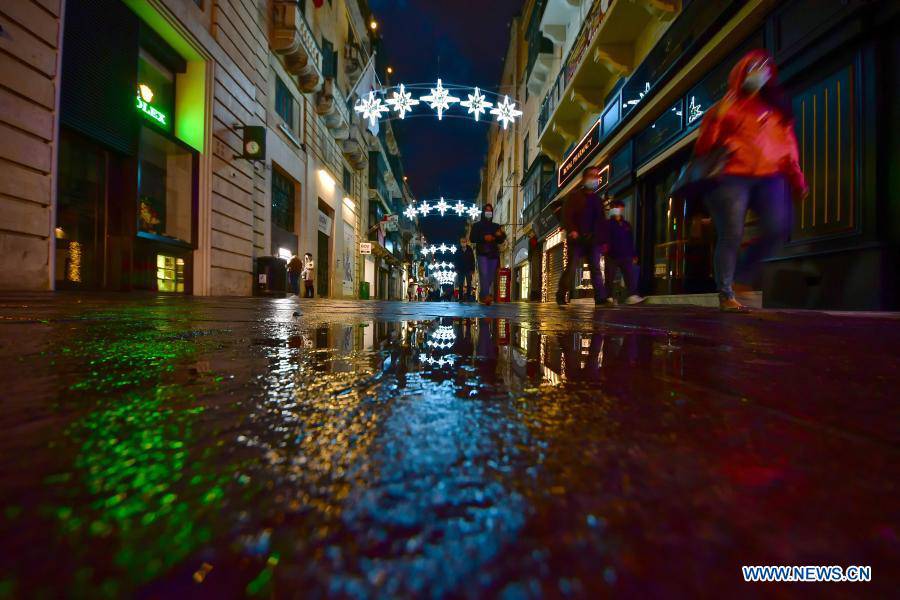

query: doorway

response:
[317,230,330,297]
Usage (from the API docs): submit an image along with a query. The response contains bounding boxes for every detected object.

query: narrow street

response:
[1,295,896,597]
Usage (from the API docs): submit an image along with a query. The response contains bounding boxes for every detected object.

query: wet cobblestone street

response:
[0,294,897,598]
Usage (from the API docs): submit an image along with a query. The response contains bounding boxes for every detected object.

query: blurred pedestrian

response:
[456,237,476,302]
[606,199,645,305]
[469,203,506,305]
[301,253,315,298]
[287,253,303,295]
[693,49,807,311]
[557,166,609,306]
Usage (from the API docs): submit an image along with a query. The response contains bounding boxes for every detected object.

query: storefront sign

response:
[136,84,168,128]
[318,211,333,234]
[359,242,372,254]
[382,214,399,232]
[558,118,601,188]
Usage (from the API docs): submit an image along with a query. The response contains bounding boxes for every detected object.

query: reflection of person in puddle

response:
[476,318,500,381]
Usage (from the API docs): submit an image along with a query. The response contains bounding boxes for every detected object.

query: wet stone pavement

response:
[0,294,897,599]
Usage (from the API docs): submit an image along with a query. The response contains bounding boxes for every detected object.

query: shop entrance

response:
[317,231,330,297]
[640,151,715,295]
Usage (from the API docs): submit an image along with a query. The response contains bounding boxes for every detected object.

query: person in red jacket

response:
[695,49,808,311]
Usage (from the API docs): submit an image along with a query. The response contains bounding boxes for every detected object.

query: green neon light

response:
[123,0,206,153]
[136,87,169,128]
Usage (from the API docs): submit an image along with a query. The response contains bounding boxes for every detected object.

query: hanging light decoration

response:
[405,199,483,221]
[353,80,522,127]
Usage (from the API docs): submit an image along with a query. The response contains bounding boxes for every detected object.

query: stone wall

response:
[0,0,62,290]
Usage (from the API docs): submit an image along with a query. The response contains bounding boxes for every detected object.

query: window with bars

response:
[271,168,296,232]
[275,76,293,126]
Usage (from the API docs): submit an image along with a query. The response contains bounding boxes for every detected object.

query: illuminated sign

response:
[558,118,602,188]
[136,84,169,127]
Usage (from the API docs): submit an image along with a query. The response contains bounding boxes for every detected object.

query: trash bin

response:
[254,256,287,296]
[359,281,370,300]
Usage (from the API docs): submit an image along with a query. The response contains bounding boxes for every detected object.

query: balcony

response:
[344,41,366,82]
[537,0,677,160]
[520,155,557,227]
[271,1,324,93]
[525,0,557,96]
[315,77,351,141]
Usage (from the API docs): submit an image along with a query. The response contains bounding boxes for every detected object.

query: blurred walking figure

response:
[692,49,807,311]
[469,204,506,305]
[287,253,303,295]
[557,166,609,306]
[456,237,476,302]
[606,199,645,305]
[301,253,315,298]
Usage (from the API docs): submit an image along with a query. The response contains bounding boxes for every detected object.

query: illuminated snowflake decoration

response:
[687,96,704,123]
[385,84,420,119]
[418,201,432,216]
[467,205,482,220]
[354,91,389,127]
[438,243,449,253]
[490,95,522,130]
[420,79,460,121]
[453,200,467,216]
[448,245,457,254]
[404,205,418,220]
[435,197,450,216]
[460,87,492,121]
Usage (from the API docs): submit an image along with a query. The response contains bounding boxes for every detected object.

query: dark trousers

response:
[458,270,474,299]
[289,273,300,295]
[705,175,789,299]
[304,280,314,298]
[477,256,499,299]
[605,257,639,296]
[557,240,606,301]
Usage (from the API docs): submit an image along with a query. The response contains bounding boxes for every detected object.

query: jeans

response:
[304,280,315,298]
[289,273,300,295]
[557,240,606,301]
[477,256,499,299]
[605,257,639,296]
[705,175,789,299]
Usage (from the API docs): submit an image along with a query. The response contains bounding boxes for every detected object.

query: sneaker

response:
[719,297,749,312]
[625,294,646,305]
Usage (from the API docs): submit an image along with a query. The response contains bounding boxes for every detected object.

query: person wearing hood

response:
[469,203,506,304]
[695,49,807,311]
[556,166,609,305]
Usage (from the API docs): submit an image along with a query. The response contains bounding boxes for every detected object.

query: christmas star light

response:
[460,87,492,121]
[467,205,482,220]
[404,205,418,220]
[490,95,522,130]
[385,84,420,119]
[449,245,457,254]
[418,201,432,216]
[438,243,449,253]
[435,197,450,216]
[354,91,389,127]
[420,79,460,121]
[453,200,467,216]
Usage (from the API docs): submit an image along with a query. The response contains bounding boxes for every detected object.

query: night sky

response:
[369,0,523,244]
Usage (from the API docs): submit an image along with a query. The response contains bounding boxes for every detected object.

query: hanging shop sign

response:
[136,84,169,128]
[558,118,602,188]
[359,242,372,255]
[318,211,333,234]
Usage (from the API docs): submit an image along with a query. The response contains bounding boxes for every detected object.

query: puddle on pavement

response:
[0,312,894,598]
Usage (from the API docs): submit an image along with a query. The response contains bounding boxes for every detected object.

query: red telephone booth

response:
[497,268,512,302]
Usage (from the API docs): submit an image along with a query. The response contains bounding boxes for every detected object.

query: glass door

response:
[55,130,106,289]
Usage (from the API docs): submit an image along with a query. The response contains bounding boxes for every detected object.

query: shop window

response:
[157,254,185,293]
[275,76,293,126]
[271,168,296,232]
[635,100,684,165]
[137,50,174,134]
[138,127,193,244]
